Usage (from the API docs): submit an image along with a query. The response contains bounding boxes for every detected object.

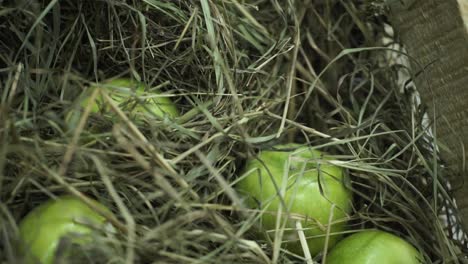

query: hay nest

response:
[0,0,465,263]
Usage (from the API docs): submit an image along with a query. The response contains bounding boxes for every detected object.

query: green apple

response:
[66,78,179,126]
[18,195,113,264]
[236,143,352,257]
[326,230,423,264]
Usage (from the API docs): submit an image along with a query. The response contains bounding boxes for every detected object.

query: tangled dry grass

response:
[0,0,466,263]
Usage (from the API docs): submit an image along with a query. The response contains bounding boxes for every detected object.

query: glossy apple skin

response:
[67,78,179,126]
[18,196,112,264]
[326,230,423,264]
[236,144,352,256]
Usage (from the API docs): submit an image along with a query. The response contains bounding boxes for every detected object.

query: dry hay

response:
[0,0,465,263]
